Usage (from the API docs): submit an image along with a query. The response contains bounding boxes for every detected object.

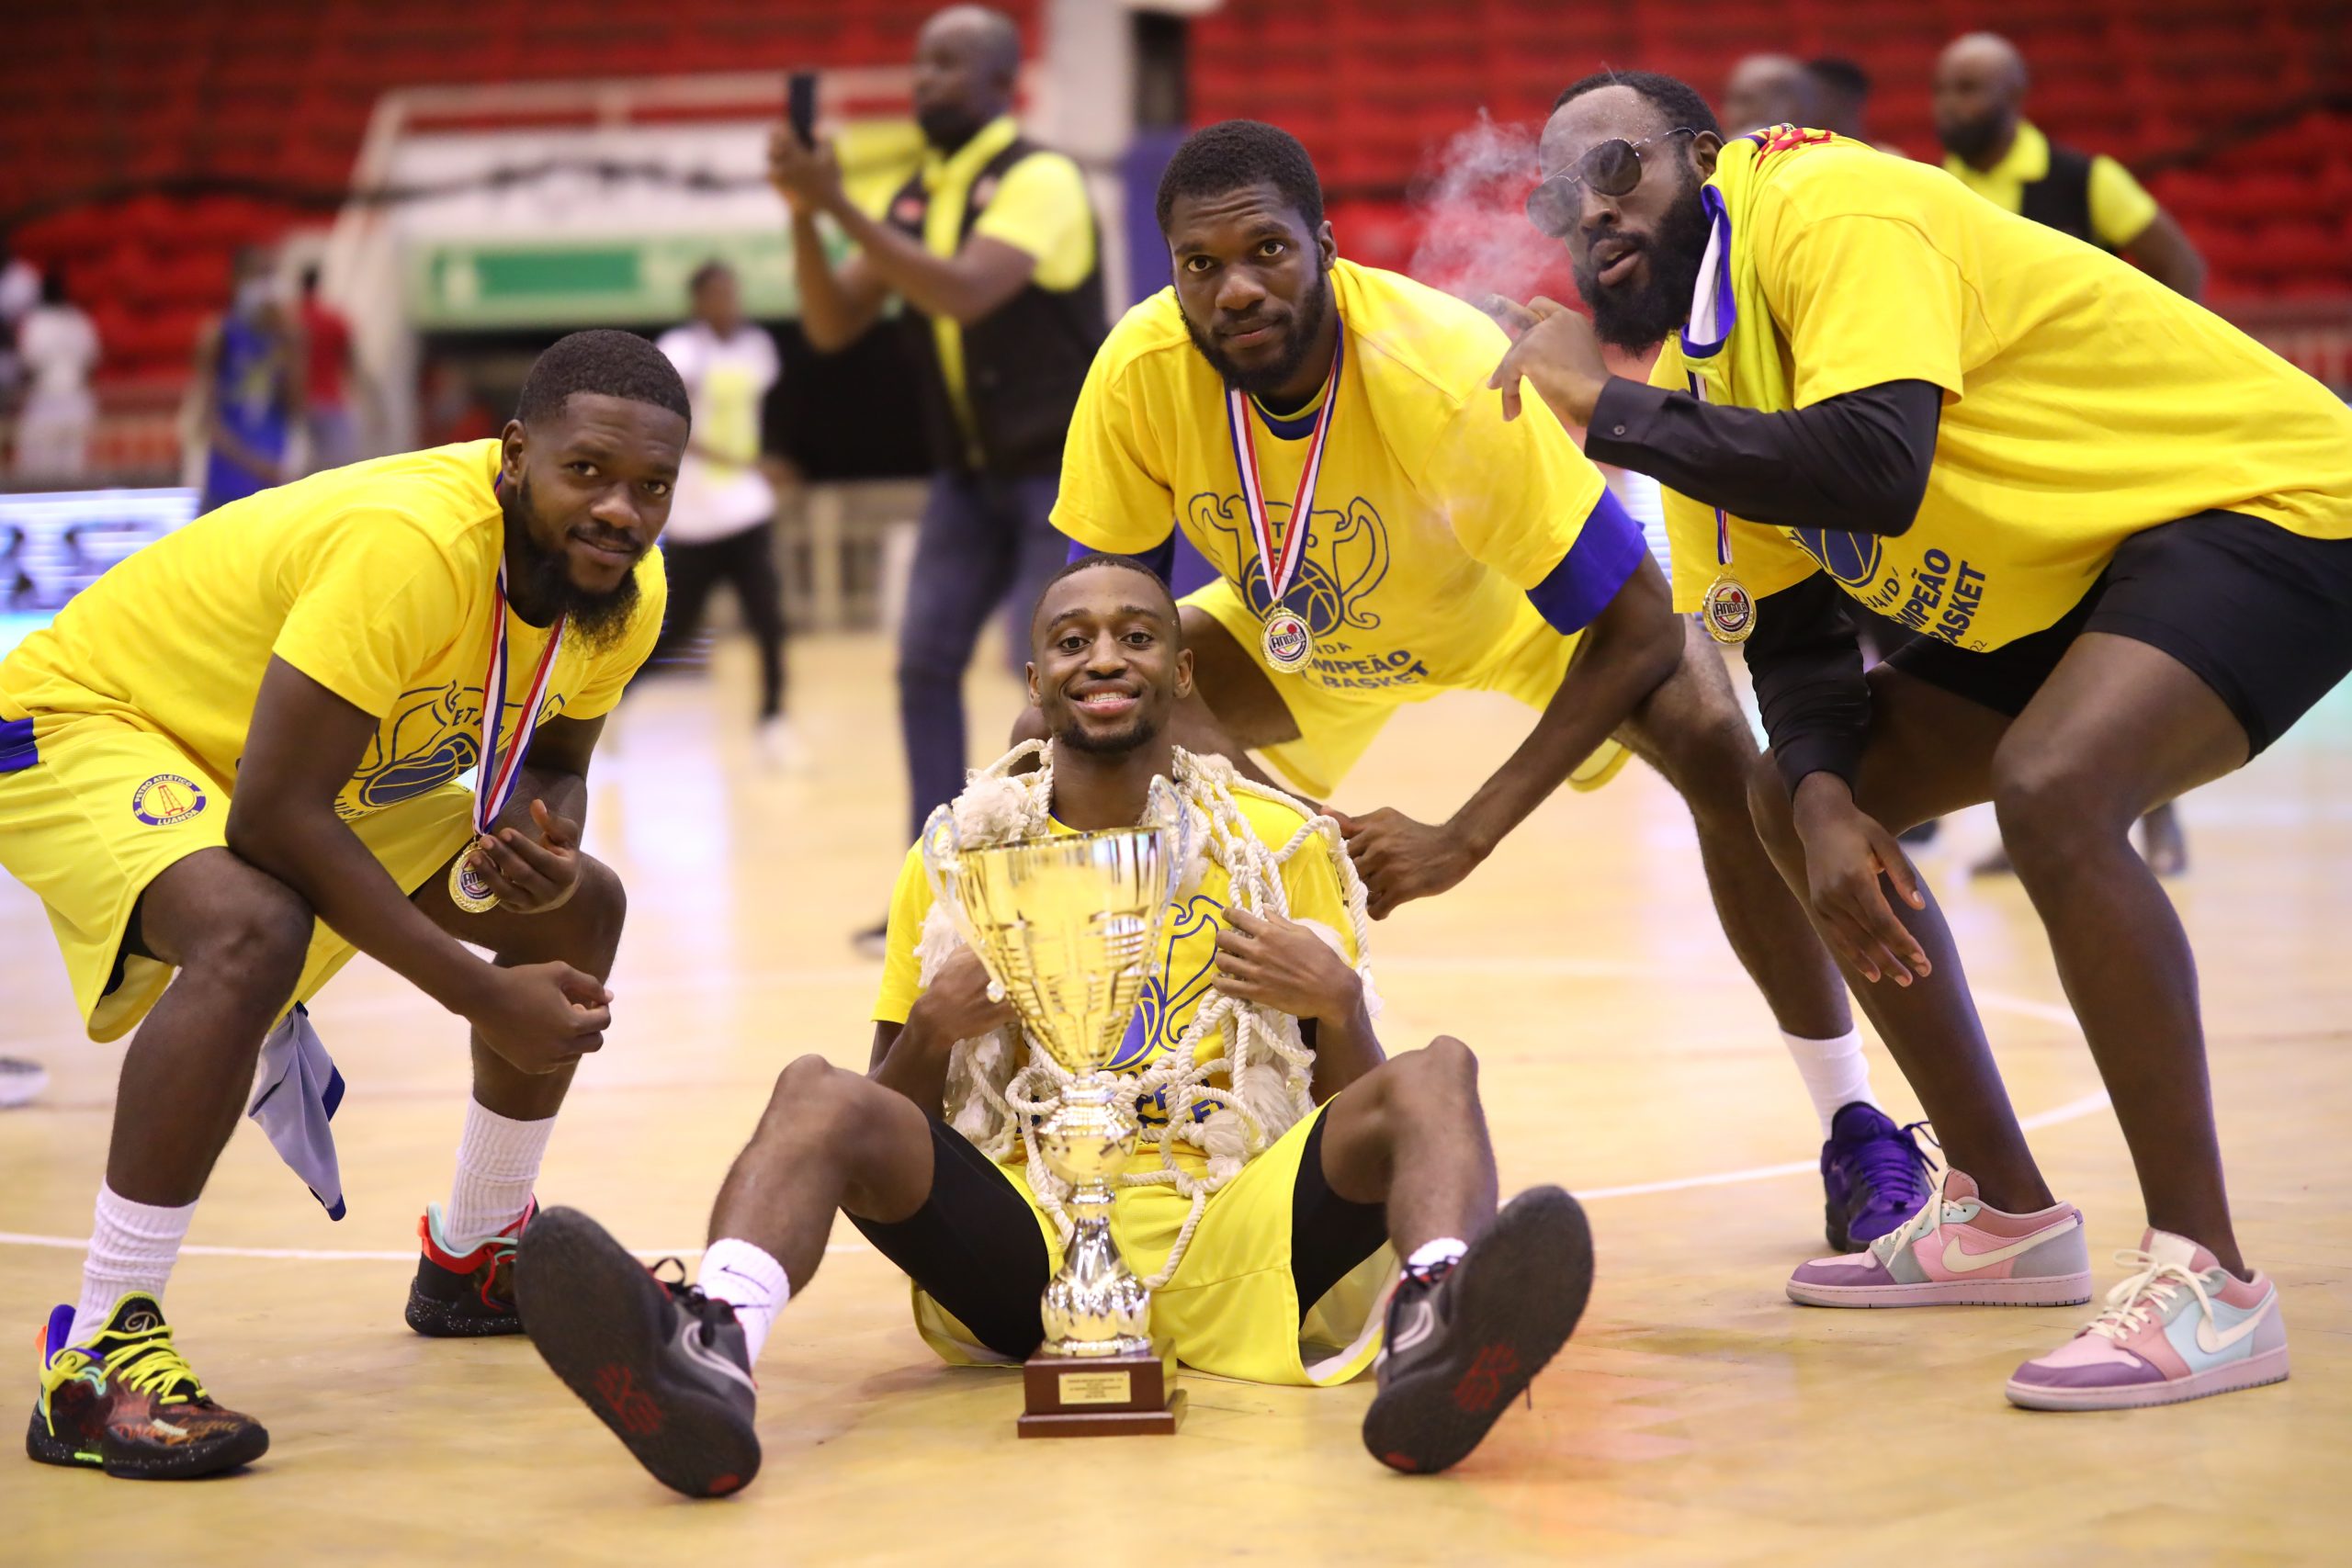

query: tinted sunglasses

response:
[1525,128,1700,238]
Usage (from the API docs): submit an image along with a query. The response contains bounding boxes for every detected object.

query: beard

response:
[504,478,645,654]
[1054,705,1160,759]
[1181,267,1333,402]
[1576,168,1716,353]
[1937,111,2007,163]
[916,101,988,152]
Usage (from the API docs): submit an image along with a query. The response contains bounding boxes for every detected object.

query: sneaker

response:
[1820,1102,1937,1253]
[850,919,889,960]
[2007,1230,2289,1411]
[26,1293,269,1479]
[0,1056,46,1109]
[404,1201,534,1337]
[1361,1187,1593,1475]
[515,1206,760,1498]
[1787,1168,2092,1307]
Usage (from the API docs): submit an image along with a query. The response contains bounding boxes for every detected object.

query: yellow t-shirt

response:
[1056,258,1619,702]
[874,791,1356,1139]
[1942,120,2159,250]
[0,440,666,818]
[1655,141,2352,649]
[884,114,1096,437]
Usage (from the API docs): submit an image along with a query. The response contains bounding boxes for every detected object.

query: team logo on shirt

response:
[130,774,208,827]
[342,682,565,820]
[1787,525,1883,589]
[1193,491,1392,638]
[1111,892,1234,1127]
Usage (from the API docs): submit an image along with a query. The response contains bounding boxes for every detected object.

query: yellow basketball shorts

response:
[1182,578,1633,801]
[910,1104,1401,1388]
[0,713,472,1042]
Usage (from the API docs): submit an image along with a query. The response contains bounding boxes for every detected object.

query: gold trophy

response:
[922,782,1190,1437]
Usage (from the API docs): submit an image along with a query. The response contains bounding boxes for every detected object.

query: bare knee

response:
[1388,1034,1479,1100]
[761,1053,888,1135]
[1746,750,1803,862]
[180,873,312,1014]
[1991,741,2130,874]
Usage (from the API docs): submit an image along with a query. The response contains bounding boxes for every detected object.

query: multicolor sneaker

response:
[1787,1168,2092,1307]
[1362,1187,1593,1475]
[516,1207,761,1498]
[405,1201,535,1337]
[2007,1231,2289,1411]
[1820,1102,1937,1252]
[26,1293,269,1478]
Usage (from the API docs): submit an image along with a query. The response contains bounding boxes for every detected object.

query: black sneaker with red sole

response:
[405,1201,534,1337]
[1362,1185,1593,1475]
[515,1206,762,1499]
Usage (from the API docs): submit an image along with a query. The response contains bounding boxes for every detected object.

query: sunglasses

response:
[1525,128,1701,238]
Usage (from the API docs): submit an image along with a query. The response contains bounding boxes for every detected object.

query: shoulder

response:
[1090,288,1198,392]
[1331,259,1510,417]
[295,441,504,557]
[1756,139,1947,221]
[1001,145,1087,195]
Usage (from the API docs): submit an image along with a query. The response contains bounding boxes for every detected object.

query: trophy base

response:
[1016,1344,1183,1438]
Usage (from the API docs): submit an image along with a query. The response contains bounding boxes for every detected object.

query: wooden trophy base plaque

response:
[1017,1343,1183,1438]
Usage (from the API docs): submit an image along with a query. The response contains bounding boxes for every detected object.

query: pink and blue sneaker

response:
[1820,1102,1937,1252]
[1787,1168,2093,1307]
[2006,1230,2289,1410]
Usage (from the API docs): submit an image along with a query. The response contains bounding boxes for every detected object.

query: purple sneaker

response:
[1820,1102,1935,1253]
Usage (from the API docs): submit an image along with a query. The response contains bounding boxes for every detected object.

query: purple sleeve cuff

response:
[1064,531,1178,584]
[1525,485,1646,635]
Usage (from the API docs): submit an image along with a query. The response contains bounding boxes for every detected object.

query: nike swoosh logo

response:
[674,1316,758,1394]
[713,1266,772,1309]
[1939,1216,2078,1273]
[2197,1295,2272,1355]
[1387,1299,1437,1356]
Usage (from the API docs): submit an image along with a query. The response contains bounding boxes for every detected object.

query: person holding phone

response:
[767,5,1106,953]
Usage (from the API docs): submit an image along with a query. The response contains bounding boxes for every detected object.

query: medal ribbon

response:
[469,565,567,840]
[1685,371,1736,570]
[1225,330,1343,617]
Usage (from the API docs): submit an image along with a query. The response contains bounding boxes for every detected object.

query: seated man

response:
[0,330,682,1478]
[517,556,1592,1494]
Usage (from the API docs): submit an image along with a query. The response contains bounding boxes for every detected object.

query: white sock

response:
[71,1185,195,1346]
[444,1100,554,1254]
[699,1237,792,1364]
[1405,1236,1468,1274]
[1781,1029,1878,1136]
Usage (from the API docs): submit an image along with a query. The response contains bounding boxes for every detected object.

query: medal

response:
[447,563,566,915]
[1261,610,1312,671]
[1687,372,1753,646]
[1225,330,1342,677]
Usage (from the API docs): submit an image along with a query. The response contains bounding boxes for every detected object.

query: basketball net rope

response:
[917,739,1375,1291]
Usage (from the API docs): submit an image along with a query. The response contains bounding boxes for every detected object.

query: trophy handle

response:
[919,803,1012,1005]
[1144,775,1193,913]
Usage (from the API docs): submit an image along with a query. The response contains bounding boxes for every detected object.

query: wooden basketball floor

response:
[4,631,2347,1563]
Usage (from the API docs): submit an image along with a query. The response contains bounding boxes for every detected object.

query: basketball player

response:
[1503,73,2352,1408]
[518,556,1593,1494]
[1036,120,1930,1254]
[0,331,684,1477]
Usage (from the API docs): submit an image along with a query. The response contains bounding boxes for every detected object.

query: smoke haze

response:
[1407,112,1582,314]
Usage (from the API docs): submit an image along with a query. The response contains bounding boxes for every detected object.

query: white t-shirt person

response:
[657,321,782,545]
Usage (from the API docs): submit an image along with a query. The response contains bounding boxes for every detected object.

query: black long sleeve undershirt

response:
[1745,574,1871,793]
[1584,377,1943,537]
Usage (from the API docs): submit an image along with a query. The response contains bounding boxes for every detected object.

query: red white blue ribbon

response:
[470,565,566,840]
[1224,330,1343,616]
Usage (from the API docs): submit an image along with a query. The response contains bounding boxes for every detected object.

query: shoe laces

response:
[1870,1168,1968,1262]
[1850,1120,1938,1210]
[99,1328,206,1404]
[648,1258,736,1337]
[2083,1249,2213,1343]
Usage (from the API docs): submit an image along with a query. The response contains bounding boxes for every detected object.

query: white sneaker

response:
[756,716,807,773]
[0,1056,49,1109]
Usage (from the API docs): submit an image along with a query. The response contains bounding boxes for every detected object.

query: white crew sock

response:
[698,1237,792,1364]
[1781,1028,1878,1136]
[71,1185,196,1346]
[1405,1236,1468,1275]
[443,1099,555,1254]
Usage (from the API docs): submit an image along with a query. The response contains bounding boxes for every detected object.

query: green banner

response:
[408,229,865,329]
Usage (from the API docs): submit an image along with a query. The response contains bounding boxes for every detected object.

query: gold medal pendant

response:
[448,851,501,915]
[1702,574,1756,645]
[1261,611,1313,673]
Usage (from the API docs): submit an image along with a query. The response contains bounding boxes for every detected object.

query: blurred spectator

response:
[654,261,798,769]
[1934,33,2207,298]
[1721,54,1817,135]
[298,266,373,472]
[1806,57,1888,148]
[0,236,37,408]
[769,4,1106,950]
[419,357,496,447]
[13,267,100,482]
[192,249,302,513]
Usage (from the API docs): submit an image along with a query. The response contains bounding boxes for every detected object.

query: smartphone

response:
[786,72,819,149]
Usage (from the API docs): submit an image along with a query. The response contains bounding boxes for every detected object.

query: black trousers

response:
[651,520,787,718]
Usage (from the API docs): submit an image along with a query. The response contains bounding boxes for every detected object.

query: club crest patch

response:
[131,773,208,827]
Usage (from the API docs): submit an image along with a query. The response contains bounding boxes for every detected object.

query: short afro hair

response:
[1156,119,1324,236]
[1028,552,1180,640]
[514,328,691,428]
[1552,70,1724,141]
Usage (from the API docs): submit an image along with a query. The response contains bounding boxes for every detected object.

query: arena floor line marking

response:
[0,1088,2114,1263]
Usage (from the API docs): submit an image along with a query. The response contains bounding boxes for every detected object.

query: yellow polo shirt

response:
[1943,119,2158,250]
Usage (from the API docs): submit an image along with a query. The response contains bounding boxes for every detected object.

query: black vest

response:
[2017,139,2110,252]
[885,136,1107,478]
